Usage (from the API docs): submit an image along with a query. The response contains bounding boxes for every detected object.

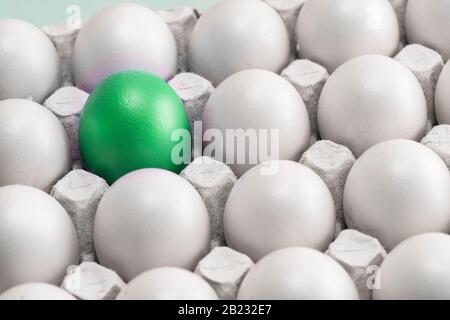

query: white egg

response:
[238,247,359,300]
[0,99,71,192]
[94,169,210,281]
[117,267,218,300]
[344,140,450,251]
[0,185,79,293]
[296,0,400,72]
[188,0,290,85]
[73,3,177,92]
[296,0,399,72]
[0,19,61,103]
[202,69,310,177]
[224,161,335,262]
[374,233,450,300]
[405,0,450,61]
[0,283,76,300]
[318,55,427,157]
[435,61,450,124]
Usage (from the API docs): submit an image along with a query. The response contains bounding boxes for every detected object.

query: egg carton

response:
[38,0,450,300]
[61,262,125,300]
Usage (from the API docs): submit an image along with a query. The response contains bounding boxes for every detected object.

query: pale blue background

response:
[0,0,219,26]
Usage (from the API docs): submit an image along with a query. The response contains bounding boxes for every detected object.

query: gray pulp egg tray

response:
[20,0,450,300]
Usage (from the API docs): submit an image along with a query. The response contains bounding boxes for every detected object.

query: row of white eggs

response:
[1,0,450,97]
[4,229,450,300]
[1,160,450,300]
[0,142,448,296]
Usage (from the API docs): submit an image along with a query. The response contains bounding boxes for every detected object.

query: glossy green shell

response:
[79,71,190,184]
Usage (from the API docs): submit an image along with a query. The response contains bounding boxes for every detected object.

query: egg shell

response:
[0,19,61,103]
[73,3,177,92]
[224,160,336,262]
[202,69,311,177]
[318,55,427,157]
[374,233,450,300]
[344,139,450,251]
[0,99,71,191]
[237,247,359,300]
[117,267,218,300]
[0,283,76,300]
[94,169,210,281]
[188,0,290,86]
[79,71,190,185]
[435,61,450,125]
[296,0,399,72]
[405,0,450,61]
[0,185,79,293]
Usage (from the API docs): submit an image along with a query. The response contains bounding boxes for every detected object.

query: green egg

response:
[79,71,190,184]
